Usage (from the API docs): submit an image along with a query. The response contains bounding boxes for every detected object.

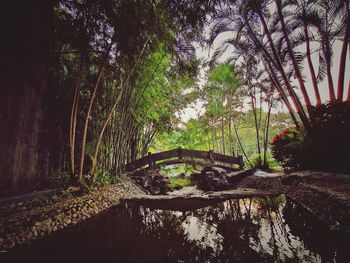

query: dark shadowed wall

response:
[0,1,53,195]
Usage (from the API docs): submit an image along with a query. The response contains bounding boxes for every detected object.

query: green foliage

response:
[247,153,280,170]
[270,128,304,170]
[271,101,350,173]
[169,177,192,188]
[152,109,292,161]
[94,171,113,186]
[134,46,196,134]
[204,64,239,118]
[151,121,205,151]
[47,171,71,189]
[160,164,200,177]
[88,169,122,188]
[208,64,240,91]
[47,0,214,183]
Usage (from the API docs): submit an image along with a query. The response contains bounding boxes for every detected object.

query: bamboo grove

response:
[50,0,216,183]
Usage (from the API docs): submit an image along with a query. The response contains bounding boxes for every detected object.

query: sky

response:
[177,11,350,124]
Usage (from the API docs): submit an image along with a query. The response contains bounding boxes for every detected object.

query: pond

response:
[3,195,349,263]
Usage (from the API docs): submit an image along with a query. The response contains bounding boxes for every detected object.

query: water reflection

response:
[3,196,349,263]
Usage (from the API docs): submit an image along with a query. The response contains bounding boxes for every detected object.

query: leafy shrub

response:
[89,169,123,187]
[270,128,304,170]
[247,153,280,170]
[271,102,350,173]
[47,170,71,188]
[76,170,123,194]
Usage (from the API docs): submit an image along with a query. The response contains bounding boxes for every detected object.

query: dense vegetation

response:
[0,0,349,195]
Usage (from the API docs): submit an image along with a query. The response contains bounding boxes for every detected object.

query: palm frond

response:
[316,51,327,83]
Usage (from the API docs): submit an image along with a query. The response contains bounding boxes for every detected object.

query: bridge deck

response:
[125,148,244,173]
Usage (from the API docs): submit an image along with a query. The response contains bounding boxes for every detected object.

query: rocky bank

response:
[0,178,144,251]
[237,170,350,233]
[1,169,350,252]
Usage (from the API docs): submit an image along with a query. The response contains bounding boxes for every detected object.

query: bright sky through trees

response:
[179,7,350,124]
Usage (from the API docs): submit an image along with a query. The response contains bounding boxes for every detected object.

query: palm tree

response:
[294,0,322,106]
[335,0,350,101]
[275,0,312,112]
[290,0,349,102]
[210,0,350,128]
[303,0,346,103]
[207,64,239,154]
[209,0,309,128]
[244,0,309,127]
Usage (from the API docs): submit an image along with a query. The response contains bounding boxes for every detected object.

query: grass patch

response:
[169,177,192,188]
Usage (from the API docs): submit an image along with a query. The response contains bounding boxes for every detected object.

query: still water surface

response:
[4,195,350,262]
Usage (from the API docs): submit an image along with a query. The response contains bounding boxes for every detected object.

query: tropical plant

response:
[209,0,350,128]
[52,0,218,184]
[271,102,350,172]
[270,127,304,169]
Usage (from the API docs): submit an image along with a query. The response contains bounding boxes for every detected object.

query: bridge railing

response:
[125,148,244,172]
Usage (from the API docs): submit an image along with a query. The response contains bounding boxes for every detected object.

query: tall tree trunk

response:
[246,12,309,128]
[316,24,336,102]
[337,13,349,101]
[69,66,83,176]
[227,95,235,156]
[221,95,225,154]
[265,61,300,128]
[325,45,336,102]
[78,44,112,182]
[212,124,215,151]
[275,0,312,112]
[215,127,219,152]
[250,91,261,166]
[207,133,212,150]
[263,97,273,168]
[233,123,252,167]
[257,9,307,123]
[90,37,150,176]
[228,116,235,156]
[304,21,321,106]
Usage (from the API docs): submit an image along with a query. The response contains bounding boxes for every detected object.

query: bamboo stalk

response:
[69,66,83,177]
[78,38,114,182]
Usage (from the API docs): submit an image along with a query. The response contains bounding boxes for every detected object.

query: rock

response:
[0,178,146,250]
[67,186,80,193]
[198,168,230,191]
[173,185,182,190]
[211,167,228,175]
[190,172,201,181]
[131,169,171,195]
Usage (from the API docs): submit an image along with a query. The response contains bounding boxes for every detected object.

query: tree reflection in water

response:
[4,195,350,263]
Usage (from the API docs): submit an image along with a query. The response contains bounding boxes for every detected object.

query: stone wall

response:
[0,1,52,195]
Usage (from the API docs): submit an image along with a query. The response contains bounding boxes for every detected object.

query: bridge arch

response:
[125,148,244,174]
